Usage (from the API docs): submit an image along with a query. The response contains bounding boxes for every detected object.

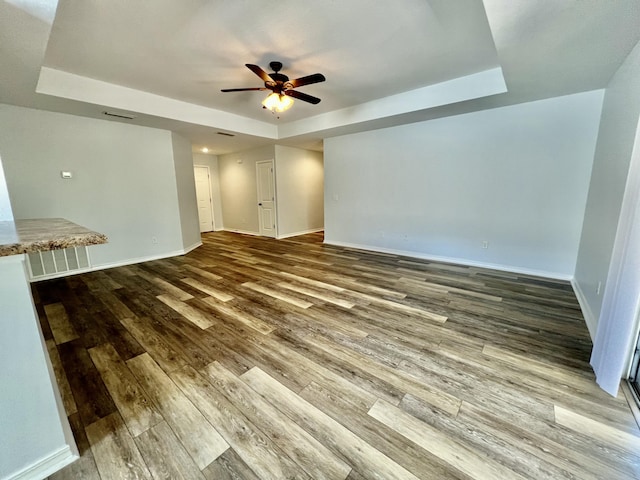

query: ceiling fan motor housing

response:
[268,73,290,92]
[221,62,325,105]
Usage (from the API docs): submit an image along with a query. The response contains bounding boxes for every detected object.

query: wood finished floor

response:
[37,231,640,480]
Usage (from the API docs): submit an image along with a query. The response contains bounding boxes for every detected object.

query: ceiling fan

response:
[221,61,325,112]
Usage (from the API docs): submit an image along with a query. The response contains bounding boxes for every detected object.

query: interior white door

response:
[256,160,277,237]
[194,165,214,233]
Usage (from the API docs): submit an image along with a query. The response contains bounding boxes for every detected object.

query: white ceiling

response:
[1,0,639,154]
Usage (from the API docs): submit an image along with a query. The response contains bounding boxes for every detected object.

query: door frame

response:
[194,165,215,232]
[256,159,277,238]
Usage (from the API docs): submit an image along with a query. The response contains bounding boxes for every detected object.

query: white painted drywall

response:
[0,157,14,221]
[171,132,201,251]
[591,116,640,394]
[574,40,640,337]
[0,159,76,479]
[0,104,189,268]
[274,145,324,238]
[193,152,223,231]
[0,256,77,480]
[324,90,604,279]
[218,145,275,234]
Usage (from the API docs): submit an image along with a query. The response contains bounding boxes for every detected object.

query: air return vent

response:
[103,111,136,120]
[217,131,235,137]
[27,246,91,281]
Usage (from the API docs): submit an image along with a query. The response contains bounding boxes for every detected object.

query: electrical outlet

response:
[482,241,489,249]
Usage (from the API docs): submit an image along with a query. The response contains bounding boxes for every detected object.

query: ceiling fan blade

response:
[245,64,275,83]
[221,87,268,92]
[284,89,321,105]
[288,73,326,88]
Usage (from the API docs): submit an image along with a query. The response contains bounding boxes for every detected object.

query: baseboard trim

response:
[8,445,78,480]
[223,228,261,236]
[571,278,597,341]
[277,228,324,239]
[90,247,198,272]
[323,239,573,281]
[183,241,202,254]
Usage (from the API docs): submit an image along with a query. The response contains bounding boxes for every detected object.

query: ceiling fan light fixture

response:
[262,92,294,112]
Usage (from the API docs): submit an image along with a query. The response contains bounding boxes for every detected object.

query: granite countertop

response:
[0,218,108,257]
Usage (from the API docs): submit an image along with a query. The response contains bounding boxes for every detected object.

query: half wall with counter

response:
[0,218,107,480]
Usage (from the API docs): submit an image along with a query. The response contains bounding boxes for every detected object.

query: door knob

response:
[258,203,263,206]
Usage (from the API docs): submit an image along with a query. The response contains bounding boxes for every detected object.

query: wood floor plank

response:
[241,366,421,480]
[88,343,163,437]
[278,271,346,292]
[127,353,229,469]
[300,381,464,479]
[254,333,379,410]
[202,448,260,480]
[180,277,234,302]
[135,421,206,480]
[354,292,448,323]
[307,332,462,416]
[50,412,101,480]
[368,399,528,480]
[34,231,640,480]
[203,361,352,480]
[156,294,216,329]
[458,401,640,480]
[554,405,640,454]
[437,341,633,429]
[277,281,356,309]
[120,316,191,373]
[85,412,152,480]
[45,339,77,416]
[242,281,313,309]
[45,302,79,344]
[200,296,275,335]
[181,264,224,281]
[399,393,577,480]
[57,339,117,426]
[133,268,194,301]
[49,451,101,480]
[170,365,313,480]
[289,265,408,299]
[483,344,614,398]
[95,290,137,321]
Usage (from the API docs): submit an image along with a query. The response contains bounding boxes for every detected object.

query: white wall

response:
[218,145,275,234]
[0,157,14,221]
[171,132,201,251]
[574,40,640,336]
[0,104,198,269]
[274,145,324,238]
[193,152,223,231]
[0,256,77,480]
[324,91,604,279]
[0,159,76,479]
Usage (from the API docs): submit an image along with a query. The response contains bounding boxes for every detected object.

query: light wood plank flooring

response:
[37,231,640,479]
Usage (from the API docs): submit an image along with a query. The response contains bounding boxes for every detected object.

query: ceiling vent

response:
[102,111,136,120]
[217,131,235,137]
